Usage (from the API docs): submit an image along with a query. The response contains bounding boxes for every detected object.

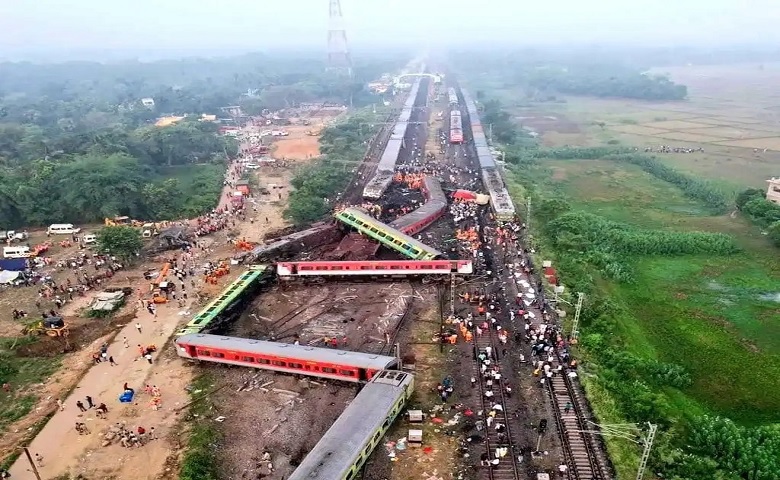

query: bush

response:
[179,374,221,480]
[545,210,739,283]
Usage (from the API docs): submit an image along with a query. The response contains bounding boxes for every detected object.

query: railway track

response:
[338,96,405,205]
[548,366,612,479]
[470,326,521,480]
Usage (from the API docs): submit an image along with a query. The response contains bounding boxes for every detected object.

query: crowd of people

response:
[643,145,704,154]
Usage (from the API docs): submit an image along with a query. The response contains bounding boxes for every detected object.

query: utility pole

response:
[636,423,658,480]
[23,447,43,480]
[575,421,658,480]
[570,292,585,341]
[450,274,455,318]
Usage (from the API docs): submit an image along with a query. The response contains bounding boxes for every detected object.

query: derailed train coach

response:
[175,333,399,382]
[288,370,414,480]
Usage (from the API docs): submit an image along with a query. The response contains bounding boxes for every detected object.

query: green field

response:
[509,156,780,423]
[469,61,780,478]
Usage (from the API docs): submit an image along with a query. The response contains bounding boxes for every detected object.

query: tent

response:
[0,271,20,284]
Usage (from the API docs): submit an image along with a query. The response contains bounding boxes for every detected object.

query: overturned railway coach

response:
[334,207,443,260]
[175,333,398,382]
[389,176,447,235]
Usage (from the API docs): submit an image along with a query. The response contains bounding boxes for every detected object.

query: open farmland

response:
[503,63,780,190]
[494,63,780,428]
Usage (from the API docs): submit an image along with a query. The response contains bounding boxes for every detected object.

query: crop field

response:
[481,64,780,190]
[496,63,780,426]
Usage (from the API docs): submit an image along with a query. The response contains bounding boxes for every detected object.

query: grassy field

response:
[472,63,780,191]
[496,64,780,426]
[510,158,780,423]
[0,338,62,435]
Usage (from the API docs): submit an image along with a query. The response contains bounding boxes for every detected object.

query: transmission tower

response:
[327,0,352,78]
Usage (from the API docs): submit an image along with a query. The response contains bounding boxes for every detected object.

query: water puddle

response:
[757,292,780,303]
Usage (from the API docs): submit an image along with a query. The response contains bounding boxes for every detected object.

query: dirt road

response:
[7,155,294,479]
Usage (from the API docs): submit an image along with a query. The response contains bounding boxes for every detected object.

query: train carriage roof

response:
[288,371,412,479]
[176,334,398,371]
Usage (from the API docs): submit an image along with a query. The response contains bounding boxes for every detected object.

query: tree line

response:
[0,53,403,136]
[543,207,738,283]
[0,118,233,227]
[526,66,687,101]
[452,51,689,101]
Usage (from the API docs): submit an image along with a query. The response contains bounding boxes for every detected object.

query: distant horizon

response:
[3,42,780,64]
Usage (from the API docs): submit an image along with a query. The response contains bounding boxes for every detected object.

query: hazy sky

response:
[2,0,779,58]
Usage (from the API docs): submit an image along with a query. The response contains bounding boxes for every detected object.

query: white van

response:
[3,246,31,258]
[83,234,97,245]
[47,224,81,235]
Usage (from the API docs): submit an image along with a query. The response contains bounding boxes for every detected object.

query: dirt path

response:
[6,148,298,479]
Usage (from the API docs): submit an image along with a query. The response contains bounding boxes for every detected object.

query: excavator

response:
[104,216,133,227]
[24,316,70,337]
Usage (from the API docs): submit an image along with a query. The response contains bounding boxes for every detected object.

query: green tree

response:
[767,221,780,247]
[96,226,143,263]
[736,188,765,210]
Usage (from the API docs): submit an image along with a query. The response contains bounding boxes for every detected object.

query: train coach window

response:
[288,362,303,369]
[212,352,225,358]
[322,367,336,374]
[241,356,255,363]
[272,360,286,367]
[257,358,270,364]
[338,369,354,376]
[196,350,211,356]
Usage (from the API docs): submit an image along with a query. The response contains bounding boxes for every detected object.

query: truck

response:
[231,192,245,207]
[236,180,251,196]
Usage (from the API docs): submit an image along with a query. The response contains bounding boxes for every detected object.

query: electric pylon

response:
[327,0,352,78]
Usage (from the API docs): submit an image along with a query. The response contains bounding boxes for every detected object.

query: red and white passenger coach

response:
[276,259,474,277]
[175,333,398,382]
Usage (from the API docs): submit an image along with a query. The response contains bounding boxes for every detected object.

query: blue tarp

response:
[0,258,27,271]
[119,391,134,403]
